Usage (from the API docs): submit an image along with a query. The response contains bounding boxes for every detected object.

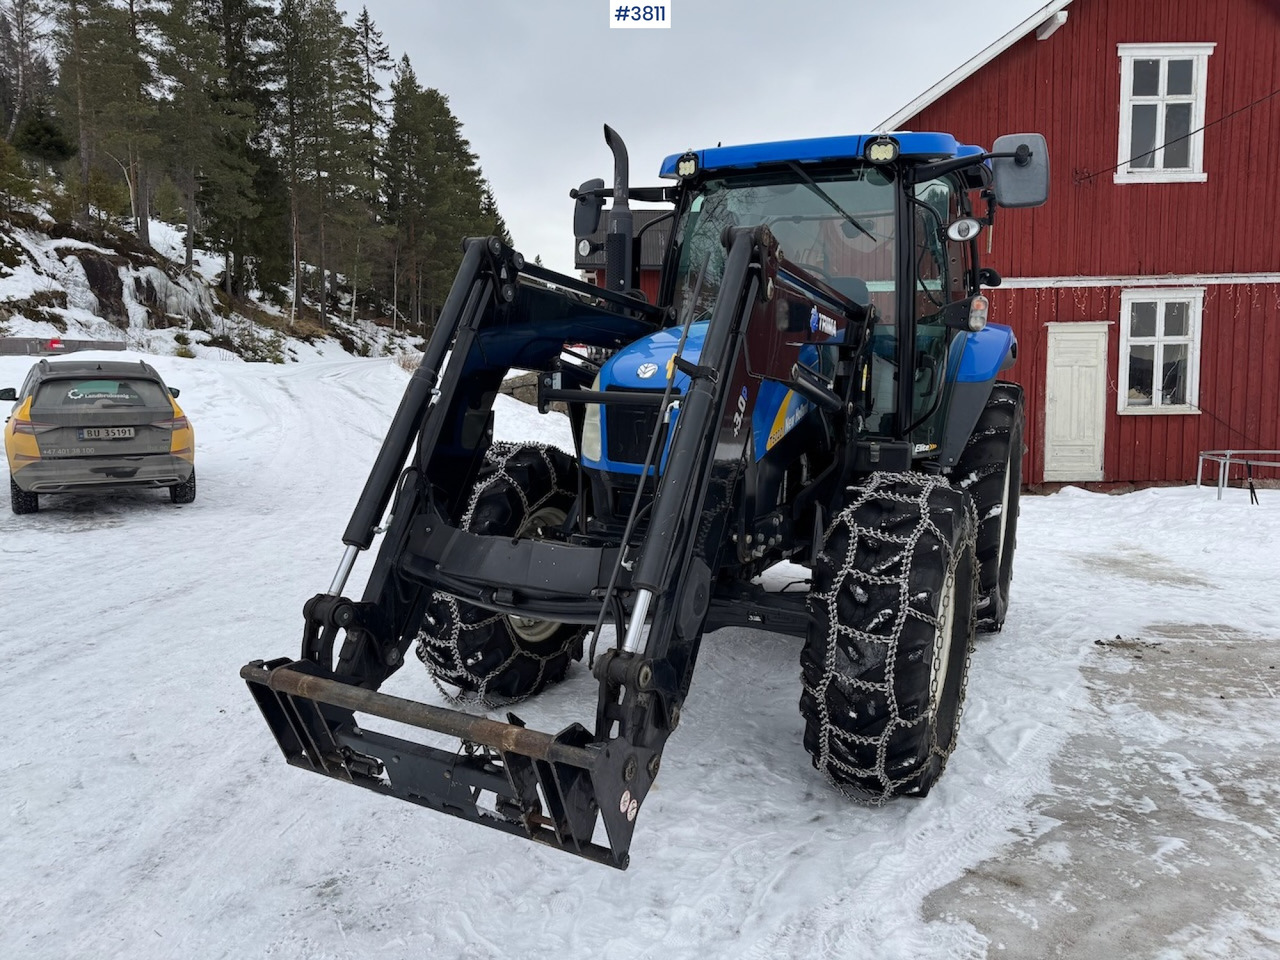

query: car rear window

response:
[32,377,170,413]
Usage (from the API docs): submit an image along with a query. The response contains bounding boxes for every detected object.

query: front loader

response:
[242,126,1048,869]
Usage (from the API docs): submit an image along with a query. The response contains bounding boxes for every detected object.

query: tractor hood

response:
[599,321,707,391]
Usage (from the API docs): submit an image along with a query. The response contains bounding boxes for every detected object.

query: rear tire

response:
[10,476,38,514]
[415,443,586,703]
[170,468,197,505]
[952,382,1024,631]
[800,473,978,802]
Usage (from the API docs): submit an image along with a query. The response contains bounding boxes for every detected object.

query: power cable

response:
[1074,86,1280,183]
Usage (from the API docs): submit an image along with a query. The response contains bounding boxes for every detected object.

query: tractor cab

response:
[573,130,1047,497]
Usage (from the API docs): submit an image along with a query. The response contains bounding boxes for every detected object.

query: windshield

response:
[671,166,897,324]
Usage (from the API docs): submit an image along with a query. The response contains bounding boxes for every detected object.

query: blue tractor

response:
[243,126,1048,868]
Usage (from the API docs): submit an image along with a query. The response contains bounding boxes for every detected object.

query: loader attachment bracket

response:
[241,658,657,869]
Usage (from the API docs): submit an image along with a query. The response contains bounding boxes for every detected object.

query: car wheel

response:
[10,476,38,514]
[170,468,197,504]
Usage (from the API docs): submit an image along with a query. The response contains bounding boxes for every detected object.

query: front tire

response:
[10,476,38,514]
[415,443,586,703]
[800,473,978,801]
[952,382,1024,631]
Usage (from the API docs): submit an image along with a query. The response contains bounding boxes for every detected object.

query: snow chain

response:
[414,442,577,708]
[807,472,977,804]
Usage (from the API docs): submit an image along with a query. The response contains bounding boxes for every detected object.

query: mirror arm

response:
[570,186,673,204]
[979,189,997,227]
[909,145,1039,186]
[906,153,987,184]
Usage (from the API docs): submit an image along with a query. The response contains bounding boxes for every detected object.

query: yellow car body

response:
[3,358,196,514]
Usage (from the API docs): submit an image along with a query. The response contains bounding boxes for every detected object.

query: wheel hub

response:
[506,504,568,644]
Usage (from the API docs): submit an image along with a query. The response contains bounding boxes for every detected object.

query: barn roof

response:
[878,0,1075,131]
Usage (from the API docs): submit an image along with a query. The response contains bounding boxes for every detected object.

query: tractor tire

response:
[952,382,1024,631]
[415,442,586,703]
[169,468,197,505]
[10,476,38,514]
[800,473,978,802]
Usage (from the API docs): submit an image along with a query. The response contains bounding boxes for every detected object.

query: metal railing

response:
[1196,450,1280,501]
[0,338,127,356]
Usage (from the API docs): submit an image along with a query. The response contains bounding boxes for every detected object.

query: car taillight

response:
[152,416,190,430]
[13,418,57,435]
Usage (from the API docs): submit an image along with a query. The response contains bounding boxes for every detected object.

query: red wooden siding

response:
[990,283,1280,484]
[906,0,1280,279]
[894,0,1280,483]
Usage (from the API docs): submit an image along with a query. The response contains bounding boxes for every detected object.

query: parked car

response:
[2,358,196,514]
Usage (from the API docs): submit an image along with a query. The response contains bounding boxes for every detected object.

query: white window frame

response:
[1117,287,1204,414]
[1115,42,1214,184]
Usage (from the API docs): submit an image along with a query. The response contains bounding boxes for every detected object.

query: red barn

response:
[882,0,1280,485]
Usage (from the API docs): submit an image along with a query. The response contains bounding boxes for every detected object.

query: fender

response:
[956,323,1016,383]
[938,323,1018,468]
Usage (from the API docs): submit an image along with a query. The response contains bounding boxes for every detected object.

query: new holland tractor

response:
[242,126,1047,869]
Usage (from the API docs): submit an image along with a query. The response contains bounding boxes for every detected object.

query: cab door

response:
[906,176,967,453]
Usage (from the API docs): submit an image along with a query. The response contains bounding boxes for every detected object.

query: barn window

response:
[1116,43,1214,183]
[1117,288,1204,413]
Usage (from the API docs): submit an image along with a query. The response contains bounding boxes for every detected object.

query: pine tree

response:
[381,58,507,331]
[199,0,281,295]
[154,0,255,272]
[350,6,388,188]
[51,0,107,221]
[105,0,163,244]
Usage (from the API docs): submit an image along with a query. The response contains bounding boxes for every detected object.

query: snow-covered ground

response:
[2,351,1278,959]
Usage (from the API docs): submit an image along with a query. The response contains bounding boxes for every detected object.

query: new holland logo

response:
[809,306,838,337]
[637,362,659,379]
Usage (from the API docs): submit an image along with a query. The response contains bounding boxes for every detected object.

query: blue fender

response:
[956,323,1016,383]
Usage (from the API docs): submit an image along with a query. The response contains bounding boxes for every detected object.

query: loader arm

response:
[242,229,770,868]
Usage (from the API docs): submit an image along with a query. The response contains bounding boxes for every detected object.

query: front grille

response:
[604,388,668,465]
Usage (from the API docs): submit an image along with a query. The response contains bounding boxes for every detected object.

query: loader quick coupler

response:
[242,656,653,867]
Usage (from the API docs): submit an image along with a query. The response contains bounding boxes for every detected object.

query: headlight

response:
[582,373,603,461]
[864,136,899,164]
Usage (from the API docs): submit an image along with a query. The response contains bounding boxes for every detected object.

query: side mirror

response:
[168,387,181,398]
[573,178,606,239]
[0,387,16,401]
[991,133,1049,208]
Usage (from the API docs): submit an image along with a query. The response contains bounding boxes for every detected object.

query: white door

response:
[1044,322,1108,482]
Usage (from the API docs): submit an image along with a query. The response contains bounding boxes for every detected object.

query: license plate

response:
[78,427,135,440]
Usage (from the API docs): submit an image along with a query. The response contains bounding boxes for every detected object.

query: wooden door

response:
[1044,322,1108,482]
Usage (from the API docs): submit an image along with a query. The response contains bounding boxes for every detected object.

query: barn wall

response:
[907,0,1280,279]
[991,282,1280,483]
[899,0,1280,483]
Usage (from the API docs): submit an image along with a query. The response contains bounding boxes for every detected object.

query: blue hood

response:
[600,322,707,390]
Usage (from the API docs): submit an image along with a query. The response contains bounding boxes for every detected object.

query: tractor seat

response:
[827,276,870,307]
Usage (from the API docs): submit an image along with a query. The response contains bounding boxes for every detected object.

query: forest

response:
[0,0,510,331]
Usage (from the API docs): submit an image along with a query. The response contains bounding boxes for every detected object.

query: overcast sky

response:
[336,0,1051,273]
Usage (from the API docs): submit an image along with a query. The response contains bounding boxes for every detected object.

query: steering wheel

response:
[793,261,833,284]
